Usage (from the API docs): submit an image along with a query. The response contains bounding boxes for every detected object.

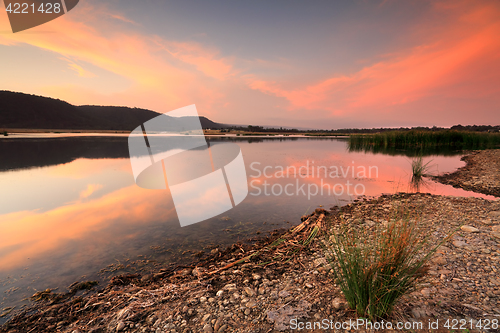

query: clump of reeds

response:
[409,157,434,192]
[323,205,447,320]
[411,156,432,178]
[349,130,500,153]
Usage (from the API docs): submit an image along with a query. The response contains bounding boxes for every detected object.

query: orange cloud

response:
[67,62,96,78]
[0,3,234,113]
[246,0,500,120]
[153,38,234,80]
[79,183,103,198]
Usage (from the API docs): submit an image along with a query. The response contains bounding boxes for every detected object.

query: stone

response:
[492,225,500,233]
[489,211,500,219]
[491,232,500,240]
[432,256,447,265]
[223,284,237,292]
[252,274,261,280]
[278,290,290,298]
[216,290,224,297]
[453,240,467,248]
[116,322,126,332]
[313,258,327,267]
[411,307,425,319]
[332,298,343,310]
[203,323,213,332]
[461,225,479,233]
[365,219,376,227]
[246,300,256,308]
[305,283,313,289]
[420,288,431,297]
[244,287,254,297]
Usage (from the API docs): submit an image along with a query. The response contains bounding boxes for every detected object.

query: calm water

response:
[0,136,495,320]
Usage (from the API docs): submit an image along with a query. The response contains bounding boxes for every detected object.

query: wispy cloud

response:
[108,13,140,26]
[79,183,103,199]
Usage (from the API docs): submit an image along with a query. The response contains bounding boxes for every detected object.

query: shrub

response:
[324,205,448,320]
[2,131,7,136]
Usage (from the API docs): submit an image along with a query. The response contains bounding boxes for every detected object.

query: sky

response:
[0,0,499,129]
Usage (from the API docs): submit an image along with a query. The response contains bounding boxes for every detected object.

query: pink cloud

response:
[246,0,500,123]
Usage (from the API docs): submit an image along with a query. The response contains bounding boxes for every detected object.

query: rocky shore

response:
[434,149,500,197]
[1,150,500,333]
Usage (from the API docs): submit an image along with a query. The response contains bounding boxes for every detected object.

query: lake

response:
[0,135,495,321]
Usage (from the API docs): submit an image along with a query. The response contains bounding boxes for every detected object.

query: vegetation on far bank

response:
[348,130,500,157]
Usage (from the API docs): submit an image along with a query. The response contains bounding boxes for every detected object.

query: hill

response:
[0,91,228,131]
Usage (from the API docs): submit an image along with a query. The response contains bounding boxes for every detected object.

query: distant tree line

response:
[226,124,500,134]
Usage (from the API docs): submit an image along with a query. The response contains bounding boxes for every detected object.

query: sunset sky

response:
[1,0,499,129]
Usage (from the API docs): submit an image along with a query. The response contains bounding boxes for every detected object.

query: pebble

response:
[420,288,431,297]
[489,211,500,219]
[332,297,343,310]
[203,323,213,332]
[453,240,467,248]
[432,256,447,265]
[461,225,479,233]
[244,287,254,297]
[116,321,126,332]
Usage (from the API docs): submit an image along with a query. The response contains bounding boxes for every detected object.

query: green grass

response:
[409,157,434,192]
[349,130,500,156]
[2,131,7,136]
[323,204,449,320]
[411,157,433,179]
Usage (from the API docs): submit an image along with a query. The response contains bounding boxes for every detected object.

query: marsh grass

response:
[349,130,500,155]
[411,157,433,179]
[409,157,434,192]
[323,204,450,320]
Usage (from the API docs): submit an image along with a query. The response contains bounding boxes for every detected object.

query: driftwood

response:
[206,210,328,276]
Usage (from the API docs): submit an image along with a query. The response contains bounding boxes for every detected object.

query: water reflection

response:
[0,136,496,318]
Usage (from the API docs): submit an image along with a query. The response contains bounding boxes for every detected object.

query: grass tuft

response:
[323,204,449,320]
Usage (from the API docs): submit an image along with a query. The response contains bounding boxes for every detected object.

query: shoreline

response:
[1,151,500,333]
[434,149,500,198]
